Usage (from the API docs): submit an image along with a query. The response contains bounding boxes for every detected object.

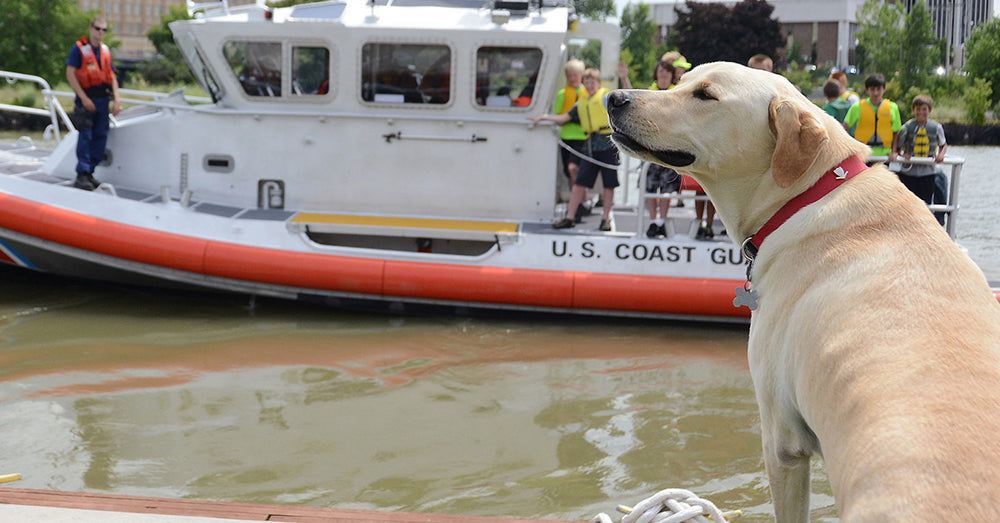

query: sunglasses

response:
[91,25,108,32]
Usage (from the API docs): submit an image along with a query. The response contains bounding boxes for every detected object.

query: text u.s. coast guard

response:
[550,240,747,265]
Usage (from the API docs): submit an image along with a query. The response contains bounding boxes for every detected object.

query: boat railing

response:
[869,154,963,238]
[0,71,72,142]
[633,155,965,240]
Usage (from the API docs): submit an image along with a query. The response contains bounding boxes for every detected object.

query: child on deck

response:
[890,94,948,210]
[843,73,901,158]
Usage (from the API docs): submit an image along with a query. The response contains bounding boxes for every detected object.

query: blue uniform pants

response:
[74,96,111,175]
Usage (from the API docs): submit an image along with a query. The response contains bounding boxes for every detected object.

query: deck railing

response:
[634,154,965,240]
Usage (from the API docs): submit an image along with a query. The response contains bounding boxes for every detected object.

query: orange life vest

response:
[74,37,114,90]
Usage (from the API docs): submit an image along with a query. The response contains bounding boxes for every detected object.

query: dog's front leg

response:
[760,412,813,522]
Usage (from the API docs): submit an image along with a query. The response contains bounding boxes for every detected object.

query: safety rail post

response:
[0,70,69,141]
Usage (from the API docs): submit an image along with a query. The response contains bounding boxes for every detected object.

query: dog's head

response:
[608,62,868,238]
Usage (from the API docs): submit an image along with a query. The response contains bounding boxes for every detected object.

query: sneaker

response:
[694,226,708,240]
[646,223,660,238]
[73,174,96,191]
[657,223,667,238]
[553,218,575,229]
[704,227,715,239]
[598,219,612,231]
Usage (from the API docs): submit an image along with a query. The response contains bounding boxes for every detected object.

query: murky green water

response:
[0,146,997,521]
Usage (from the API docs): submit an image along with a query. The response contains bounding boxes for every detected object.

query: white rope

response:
[590,489,737,523]
[558,139,621,170]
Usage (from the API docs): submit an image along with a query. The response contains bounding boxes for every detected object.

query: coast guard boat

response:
[0,0,988,321]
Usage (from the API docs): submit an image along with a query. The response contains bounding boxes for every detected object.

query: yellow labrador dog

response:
[607,61,1000,521]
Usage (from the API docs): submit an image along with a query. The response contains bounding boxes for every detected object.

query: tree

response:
[898,0,939,94]
[964,18,1000,107]
[573,0,615,21]
[854,0,905,76]
[138,4,194,84]
[0,0,94,82]
[619,2,659,86]
[670,0,785,68]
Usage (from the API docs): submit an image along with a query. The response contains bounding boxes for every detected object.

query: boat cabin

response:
[48,0,619,226]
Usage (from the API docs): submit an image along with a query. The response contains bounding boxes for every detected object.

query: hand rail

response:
[635,156,965,240]
[1,71,66,141]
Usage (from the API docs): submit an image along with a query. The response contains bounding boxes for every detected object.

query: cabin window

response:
[293,46,331,96]
[475,47,542,108]
[223,41,282,97]
[361,43,451,104]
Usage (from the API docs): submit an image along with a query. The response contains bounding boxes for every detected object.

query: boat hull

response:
[0,190,751,321]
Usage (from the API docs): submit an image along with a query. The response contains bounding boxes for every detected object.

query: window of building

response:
[223,41,282,97]
[475,46,542,108]
[361,43,450,104]
[292,46,331,96]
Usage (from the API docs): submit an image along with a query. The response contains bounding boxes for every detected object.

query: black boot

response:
[85,172,100,188]
[73,173,96,191]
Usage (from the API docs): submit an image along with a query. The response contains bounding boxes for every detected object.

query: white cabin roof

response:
[189,0,572,34]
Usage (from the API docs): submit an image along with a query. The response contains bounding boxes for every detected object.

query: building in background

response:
[898,0,995,68]
[648,0,995,71]
[77,0,183,59]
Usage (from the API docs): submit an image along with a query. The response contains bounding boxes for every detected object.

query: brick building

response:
[77,0,184,59]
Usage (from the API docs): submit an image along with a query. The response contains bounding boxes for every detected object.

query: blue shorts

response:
[575,148,619,189]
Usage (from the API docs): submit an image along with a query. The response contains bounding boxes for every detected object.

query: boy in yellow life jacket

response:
[532,68,619,231]
[890,94,948,214]
[843,73,901,157]
[553,60,586,189]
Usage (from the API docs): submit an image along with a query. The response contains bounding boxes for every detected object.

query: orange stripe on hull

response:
[0,193,747,317]
[384,261,574,307]
[203,241,385,295]
[574,272,749,317]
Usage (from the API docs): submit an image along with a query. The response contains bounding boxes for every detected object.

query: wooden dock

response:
[0,488,580,522]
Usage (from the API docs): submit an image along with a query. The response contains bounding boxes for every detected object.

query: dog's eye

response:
[693,87,716,101]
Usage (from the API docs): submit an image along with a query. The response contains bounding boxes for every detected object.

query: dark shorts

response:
[575,148,619,189]
[560,140,586,178]
[897,172,937,205]
[646,164,681,193]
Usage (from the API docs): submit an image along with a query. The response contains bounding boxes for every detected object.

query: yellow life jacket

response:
[901,119,941,158]
[578,87,611,135]
[854,98,894,148]
[559,85,581,114]
[839,89,859,102]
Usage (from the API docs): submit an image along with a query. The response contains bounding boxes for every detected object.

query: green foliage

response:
[619,2,658,86]
[964,18,1000,107]
[138,4,193,85]
[963,78,992,126]
[898,0,939,94]
[574,0,615,21]
[0,0,95,82]
[671,0,785,68]
[855,0,904,76]
[780,65,823,96]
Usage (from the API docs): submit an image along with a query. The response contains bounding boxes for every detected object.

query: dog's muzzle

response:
[607,90,696,168]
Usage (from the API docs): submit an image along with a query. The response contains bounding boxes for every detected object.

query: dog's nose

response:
[604,89,631,123]
[606,90,631,111]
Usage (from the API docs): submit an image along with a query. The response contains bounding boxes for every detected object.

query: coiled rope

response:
[591,488,742,523]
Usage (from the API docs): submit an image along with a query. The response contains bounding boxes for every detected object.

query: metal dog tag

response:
[733,284,758,310]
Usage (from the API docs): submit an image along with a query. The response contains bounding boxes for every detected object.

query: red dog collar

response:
[742,155,868,261]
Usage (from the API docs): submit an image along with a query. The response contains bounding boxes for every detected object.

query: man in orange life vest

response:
[66,17,121,191]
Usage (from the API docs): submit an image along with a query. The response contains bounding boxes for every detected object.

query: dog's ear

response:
[769,98,827,188]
